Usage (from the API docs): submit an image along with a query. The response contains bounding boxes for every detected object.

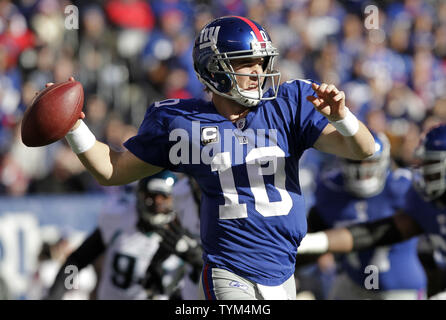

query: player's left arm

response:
[308,83,375,160]
[45,228,106,300]
[299,210,424,255]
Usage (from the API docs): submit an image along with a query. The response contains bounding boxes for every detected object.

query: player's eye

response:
[232,58,264,69]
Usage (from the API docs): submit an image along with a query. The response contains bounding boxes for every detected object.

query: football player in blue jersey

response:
[305,132,426,299]
[44,16,375,300]
[299,124,446,299]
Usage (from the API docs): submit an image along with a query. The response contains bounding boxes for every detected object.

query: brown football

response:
[21,80,84,147]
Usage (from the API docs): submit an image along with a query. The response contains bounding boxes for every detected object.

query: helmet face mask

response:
[341,132,390,198]
[193,16,281,107]
[413,147,446,201]
[412,125,446,201]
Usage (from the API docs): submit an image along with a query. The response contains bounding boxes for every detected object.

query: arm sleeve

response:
[123,104,179,171]
[296,207,330,265]
[45,228,106,300]
[347,217,406,251]
[307,206,329,233]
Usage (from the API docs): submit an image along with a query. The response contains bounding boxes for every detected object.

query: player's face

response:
[230,57,265,91]
[142,192,174,215]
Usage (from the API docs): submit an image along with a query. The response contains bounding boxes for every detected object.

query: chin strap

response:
[235,88,262,107]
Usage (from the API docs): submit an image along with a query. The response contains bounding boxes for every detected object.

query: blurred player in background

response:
[45,171,202,300]
[43,16,375,300]
[302,132,426,299]
[299,124,446,299]
[27,230,97,300]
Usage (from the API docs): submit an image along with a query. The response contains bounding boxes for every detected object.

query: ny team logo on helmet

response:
[341,132,391,198]
[193,16,280,107]
[414,124,446,200]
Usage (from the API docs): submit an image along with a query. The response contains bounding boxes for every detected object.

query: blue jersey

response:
[314,169,426,291]
[124,79,328,285]
[404,186,446,262]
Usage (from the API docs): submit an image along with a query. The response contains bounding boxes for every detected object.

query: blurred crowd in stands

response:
[0,0,445,197]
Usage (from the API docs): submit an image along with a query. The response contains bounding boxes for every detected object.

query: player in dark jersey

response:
[306,132,426,299]
[46,16,375,299]
[299,124,446,298]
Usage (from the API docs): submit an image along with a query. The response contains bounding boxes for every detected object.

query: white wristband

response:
[329,107,359,137]
[298,232,329,254]
[65,120,96,154]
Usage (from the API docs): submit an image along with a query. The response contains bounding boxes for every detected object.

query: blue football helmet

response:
[341,132,391,198]
[193,16,280,107]
[136,170,178,231]
[414,124,446,200]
